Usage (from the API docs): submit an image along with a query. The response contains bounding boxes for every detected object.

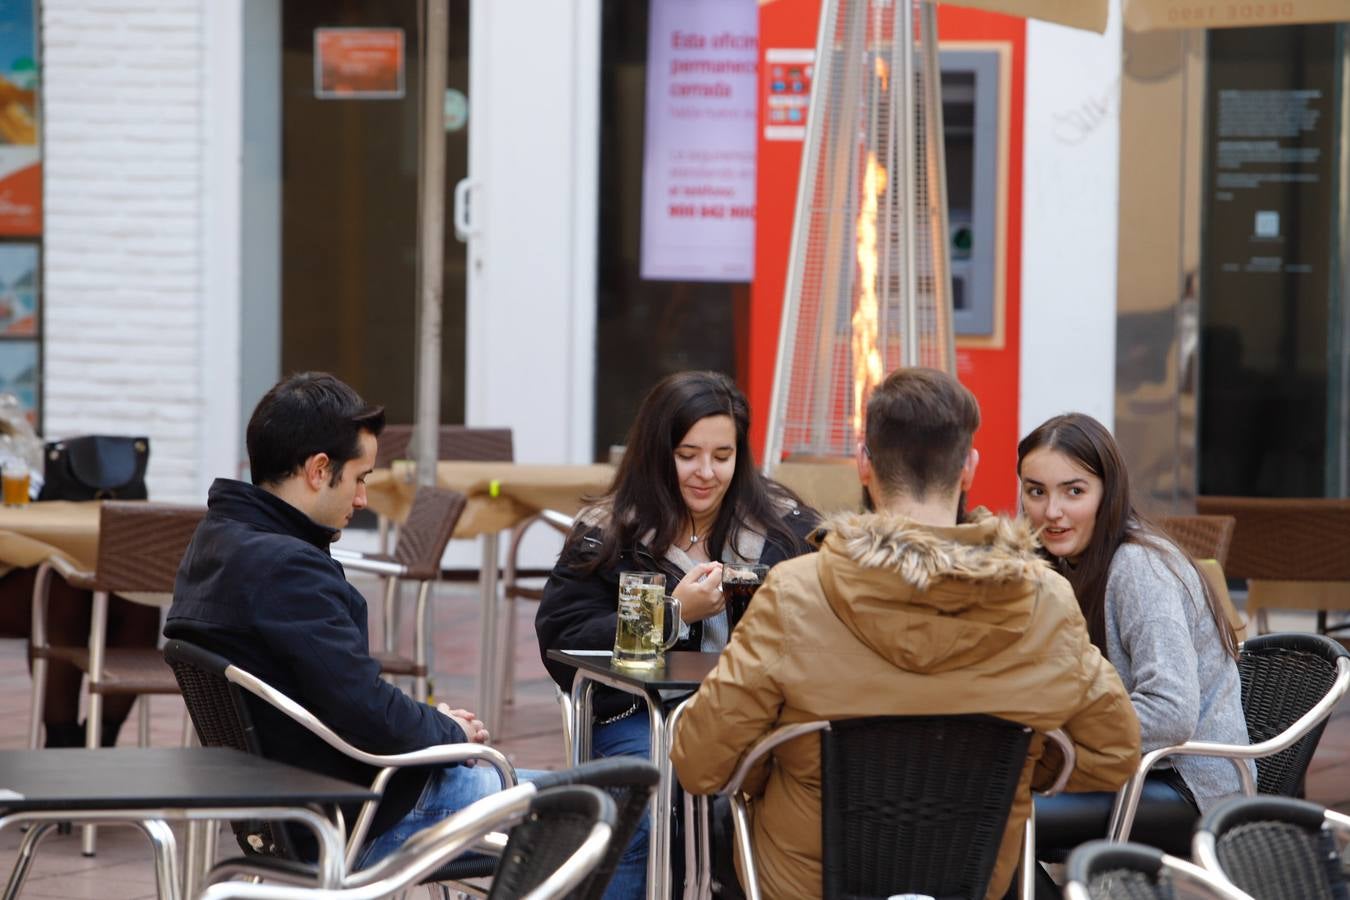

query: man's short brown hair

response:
[864,367,980,500]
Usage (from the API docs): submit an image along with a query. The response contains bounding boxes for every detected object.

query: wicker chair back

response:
[820,714,1033,900]
[374,425,514,469]
[1195,496,1350,581]
[1157,515,1236,568]
[95,501,204,593]
[1239,633,1349,796]
[487,785,616,900]
[1066,840,1236,900]
[163,638,300,860]
[1201,796,1346,900]
[393,487,466,580]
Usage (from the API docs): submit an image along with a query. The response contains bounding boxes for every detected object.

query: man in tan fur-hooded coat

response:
[671,369,1140,900]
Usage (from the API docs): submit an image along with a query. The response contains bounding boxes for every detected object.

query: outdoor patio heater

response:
[764,0,956,469]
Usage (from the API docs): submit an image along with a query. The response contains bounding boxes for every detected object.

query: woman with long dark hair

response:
[1017,413,1250,858]
[536,370,819,899]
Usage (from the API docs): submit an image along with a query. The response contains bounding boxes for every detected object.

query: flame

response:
[851,152,887,438]
[874,56,889,93]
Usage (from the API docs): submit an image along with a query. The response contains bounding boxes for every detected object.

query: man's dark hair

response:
[246,372,386,487]
[864,367,980,500]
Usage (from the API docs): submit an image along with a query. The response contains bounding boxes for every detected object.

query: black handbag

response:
[38,435,150,501]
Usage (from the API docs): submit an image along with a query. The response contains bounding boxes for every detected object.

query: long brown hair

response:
[576,371,810,573]
[1016,413,1239,659]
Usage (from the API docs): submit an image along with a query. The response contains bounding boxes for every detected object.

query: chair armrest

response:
[1039,729,1077,797]
[717,720,830,798]
[331,548,407,578]
[225,659,519,869]
[1109,655,1350,841]
[225,662,517,782]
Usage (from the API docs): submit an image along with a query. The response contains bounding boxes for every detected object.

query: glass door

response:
[278,0,470,425]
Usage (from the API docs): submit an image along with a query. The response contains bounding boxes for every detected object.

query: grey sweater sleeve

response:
[1106,543,1202,750]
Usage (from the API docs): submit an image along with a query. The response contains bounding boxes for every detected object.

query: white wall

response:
[43,0,219,503]
[465,0,598,464]
[1018,1,1122,437]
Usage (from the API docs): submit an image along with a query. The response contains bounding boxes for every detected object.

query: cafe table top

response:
[0,746,374,812]
[365,461,615,535]
[546,649,721,695]
[0,500,101,574]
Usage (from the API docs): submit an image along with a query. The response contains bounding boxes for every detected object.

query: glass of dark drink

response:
[723,563,769,633]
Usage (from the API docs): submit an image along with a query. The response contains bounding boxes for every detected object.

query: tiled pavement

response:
[0,579,1346,898]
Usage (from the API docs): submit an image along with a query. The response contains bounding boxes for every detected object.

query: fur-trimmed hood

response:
[815,508,1053,673]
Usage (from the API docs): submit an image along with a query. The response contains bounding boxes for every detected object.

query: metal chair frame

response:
[1063,840,1253,900]
[26,500,205,855]
[715,717,1076,900]
[199,783,616,900]
[1108,633,1350,842]
[164,638,517,877]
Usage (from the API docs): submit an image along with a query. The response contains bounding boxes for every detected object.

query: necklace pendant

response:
[689,534,700,544]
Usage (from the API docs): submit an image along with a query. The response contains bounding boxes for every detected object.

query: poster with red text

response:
[640,0,758,282]
[0,1,39,236]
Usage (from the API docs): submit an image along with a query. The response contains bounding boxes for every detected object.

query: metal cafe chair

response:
[1194,796,1350,900]
[198,783,617,900]
[169,638,653,899]
[163,639,516,879]
[390,758,657,900]
[331,485,466,702]
[27,500,205,855]
[717,714,1077,900]
[1108,632,1350,843]
[1064,840,1252,900]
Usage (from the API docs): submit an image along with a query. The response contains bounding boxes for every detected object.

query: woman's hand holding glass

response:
[672,561,725,623]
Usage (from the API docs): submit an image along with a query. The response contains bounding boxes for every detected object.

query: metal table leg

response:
[648,698,671,900]
[476,531,501,730]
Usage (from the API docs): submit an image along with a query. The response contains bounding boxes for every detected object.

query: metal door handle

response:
[453,177,479,241]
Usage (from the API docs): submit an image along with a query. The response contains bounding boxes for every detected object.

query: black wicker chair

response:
[1193,796,1350,900]
[1110,632,1350,842]
[163,638,515,881]
[719,714,1073,900]
[1064,840,1252,900]
[424,756,659,899]
[198,783,617,900]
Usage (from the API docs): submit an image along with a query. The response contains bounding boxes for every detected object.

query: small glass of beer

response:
[613,571,681,669]
[722,563,769,632]
[2,460,29,507]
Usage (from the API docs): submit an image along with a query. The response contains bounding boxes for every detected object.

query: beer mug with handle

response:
[613,571,682,668]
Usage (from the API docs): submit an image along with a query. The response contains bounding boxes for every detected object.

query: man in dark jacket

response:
[167,372,515,866]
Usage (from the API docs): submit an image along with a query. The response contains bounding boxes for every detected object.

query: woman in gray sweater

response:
[1017,413,1250,860]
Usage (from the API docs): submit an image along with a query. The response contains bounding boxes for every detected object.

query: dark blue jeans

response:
[591,710,652,900]
[355,763,546,870]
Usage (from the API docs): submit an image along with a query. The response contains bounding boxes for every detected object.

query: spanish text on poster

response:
[640,0,758,282]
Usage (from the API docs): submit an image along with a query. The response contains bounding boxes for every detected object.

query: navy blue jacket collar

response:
[205,478,337,551]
